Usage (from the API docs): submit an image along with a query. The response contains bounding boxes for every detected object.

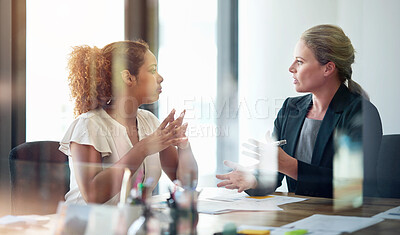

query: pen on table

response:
[388,212,400,216]
[272,139,287,147]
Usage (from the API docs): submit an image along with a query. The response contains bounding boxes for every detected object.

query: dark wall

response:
[0,0,12,216]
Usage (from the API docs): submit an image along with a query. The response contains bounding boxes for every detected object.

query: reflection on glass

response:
[334,130,363,210]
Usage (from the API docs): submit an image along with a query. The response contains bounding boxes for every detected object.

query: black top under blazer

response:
[247,84,379,198]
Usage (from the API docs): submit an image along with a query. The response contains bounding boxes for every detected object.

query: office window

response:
[158,0,218,186]
[26,0,124,141]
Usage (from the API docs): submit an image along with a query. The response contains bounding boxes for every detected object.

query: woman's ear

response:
[324,61,336,77]
[120,70,136,86]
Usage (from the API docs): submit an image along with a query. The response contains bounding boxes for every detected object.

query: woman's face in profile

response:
[134,50,164,104]
[288,40,326,93]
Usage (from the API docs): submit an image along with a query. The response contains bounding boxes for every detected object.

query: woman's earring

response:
[107,98,113,105]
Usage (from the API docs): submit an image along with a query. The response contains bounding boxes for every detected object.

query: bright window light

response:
[26,0,124,141]
[158,0,218,187]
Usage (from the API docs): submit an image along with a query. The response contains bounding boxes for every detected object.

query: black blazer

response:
[247,84,380,198]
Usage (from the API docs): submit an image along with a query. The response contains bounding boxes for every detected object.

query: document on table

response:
[197,189,307,214]
[198,199,283,214]
[282,214,384,233]
[0,215,50,226]
[237,225,341,235]
[207,193,306,205]
[372,206,400,219]
[197,200,235,214]
[0,215,50,233]
[373,205,400,220]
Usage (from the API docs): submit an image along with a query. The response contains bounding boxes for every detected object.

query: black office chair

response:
[377,134,400,198]
[362,100,383,197]
[9,141,70,215]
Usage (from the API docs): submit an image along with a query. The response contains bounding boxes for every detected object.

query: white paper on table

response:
[197,196,303,214]
[197,200,234,214]
[250,195,306,206]
[237,225,341,235]
[224,199,283,211]
[198,187,307,213]
[207,193,306,205]
[282,214,384,233]
[0,215,27,226]
[0,215,50,226]
[205,191,249,202]
[373,205,400,220]
[197,199,282,214]
[193,188,306,213]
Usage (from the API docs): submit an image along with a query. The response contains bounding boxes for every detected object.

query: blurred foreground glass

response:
[241,137,278,194]
[9,159,69,215]
[55,203,144,235]
[333,131,363,210]
[9,140,70,215]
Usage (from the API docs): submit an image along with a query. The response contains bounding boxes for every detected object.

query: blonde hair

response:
[68,40,149,117]
[301,24,369,100]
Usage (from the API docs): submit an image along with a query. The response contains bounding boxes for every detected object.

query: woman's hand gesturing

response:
[216,160,258,193]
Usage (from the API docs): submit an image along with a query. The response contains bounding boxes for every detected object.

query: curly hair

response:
[68,40,149,117]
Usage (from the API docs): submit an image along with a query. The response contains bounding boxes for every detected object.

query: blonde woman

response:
[217,25,381,198]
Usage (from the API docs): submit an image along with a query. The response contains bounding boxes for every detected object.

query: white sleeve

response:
[137,109,161,134]
[59,115,112,158]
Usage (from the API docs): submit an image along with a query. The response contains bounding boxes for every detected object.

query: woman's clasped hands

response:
[142,109,189,155]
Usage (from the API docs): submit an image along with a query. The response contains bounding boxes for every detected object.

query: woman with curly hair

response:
[59,40,198,204]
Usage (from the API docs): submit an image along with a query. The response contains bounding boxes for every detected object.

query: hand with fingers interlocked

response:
[172,110,190,149]
[141,109,189,156]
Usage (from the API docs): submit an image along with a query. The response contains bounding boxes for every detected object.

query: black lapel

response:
[311,108,341,165]
[311,84,350,165]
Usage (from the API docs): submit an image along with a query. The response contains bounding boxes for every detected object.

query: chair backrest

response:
[377,134,400,198]
[362,99,383,197]
[9,141,70,215]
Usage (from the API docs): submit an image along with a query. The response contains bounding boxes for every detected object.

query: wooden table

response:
[195,191,400,235]
[3,189,400,234]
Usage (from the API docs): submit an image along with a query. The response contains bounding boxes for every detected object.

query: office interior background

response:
[1,0,399,216]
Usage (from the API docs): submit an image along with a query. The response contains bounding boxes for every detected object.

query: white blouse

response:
[59,108,162,205]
